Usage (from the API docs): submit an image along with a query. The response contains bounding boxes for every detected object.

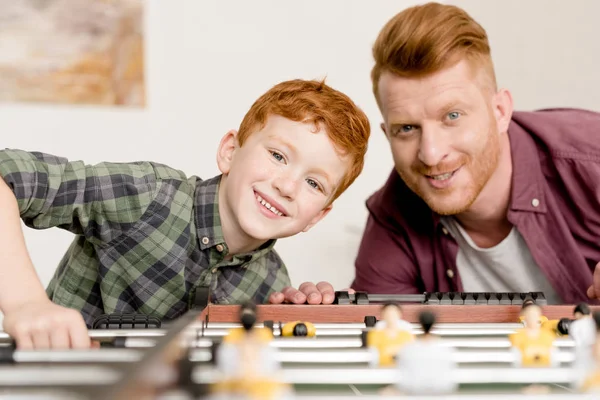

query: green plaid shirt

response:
[0,149,291,327]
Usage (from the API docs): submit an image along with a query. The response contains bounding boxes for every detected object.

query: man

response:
[270,2,600,305]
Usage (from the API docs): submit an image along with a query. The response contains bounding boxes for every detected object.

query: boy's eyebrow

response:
[269,136,297,156]
[312,167,334,189]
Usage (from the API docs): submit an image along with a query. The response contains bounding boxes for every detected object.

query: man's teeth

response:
[256,194,284,216]
[429,172,453,180]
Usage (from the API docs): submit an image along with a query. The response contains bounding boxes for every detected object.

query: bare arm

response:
[0,176,90,349]
[0,176,47,311]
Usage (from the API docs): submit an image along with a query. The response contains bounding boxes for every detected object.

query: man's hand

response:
[586,261,600,299]
[268,281,354,304]
[3,299,92,349]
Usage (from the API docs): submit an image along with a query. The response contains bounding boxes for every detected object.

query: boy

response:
[0,79,370,349]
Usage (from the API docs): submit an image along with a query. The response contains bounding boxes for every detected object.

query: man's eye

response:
[401,125,414,133]
[448,111,460,120]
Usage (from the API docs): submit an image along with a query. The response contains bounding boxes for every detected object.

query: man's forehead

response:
[378,62,484,114]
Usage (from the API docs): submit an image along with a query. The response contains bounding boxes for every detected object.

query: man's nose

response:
[418,126,450,167]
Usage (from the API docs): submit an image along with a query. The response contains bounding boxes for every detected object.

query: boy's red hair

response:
[238,79,370,202]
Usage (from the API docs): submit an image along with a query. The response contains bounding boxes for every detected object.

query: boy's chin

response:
[238,219,298,242]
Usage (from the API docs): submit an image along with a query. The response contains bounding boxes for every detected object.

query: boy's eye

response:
[271,151,285,162]
[306,179,320,190]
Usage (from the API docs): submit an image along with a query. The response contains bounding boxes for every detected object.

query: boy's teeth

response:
[255,194,283,216]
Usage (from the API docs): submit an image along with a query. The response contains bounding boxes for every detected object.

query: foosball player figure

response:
[579,311,600,393]
[281,321,316,337]
[366,303,415,367]
[509,302,558,367]
[569,303,596,348]
[392,311,457,395]
[210,301,293,400]
[516,299,570,337]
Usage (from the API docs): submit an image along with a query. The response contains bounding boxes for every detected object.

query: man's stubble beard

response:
[396,126,502,216]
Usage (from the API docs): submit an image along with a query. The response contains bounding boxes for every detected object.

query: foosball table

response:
[1,291,599,399]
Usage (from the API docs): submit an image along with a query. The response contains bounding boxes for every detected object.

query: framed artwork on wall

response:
[0,0,145,107]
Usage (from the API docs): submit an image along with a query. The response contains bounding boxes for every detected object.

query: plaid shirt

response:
[0,149,291,327]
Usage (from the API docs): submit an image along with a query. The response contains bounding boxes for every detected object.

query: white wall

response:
[1,0,599,325]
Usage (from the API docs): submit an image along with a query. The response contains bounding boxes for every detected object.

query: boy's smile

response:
[254,190,287,218]
[216,115,351,254]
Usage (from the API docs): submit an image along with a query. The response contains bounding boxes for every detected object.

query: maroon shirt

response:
[351,108,600,304]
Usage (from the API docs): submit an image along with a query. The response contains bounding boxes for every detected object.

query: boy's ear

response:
[216,130,239,175]
[302,204,333,233]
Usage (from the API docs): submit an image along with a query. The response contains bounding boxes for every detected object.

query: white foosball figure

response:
[570,303,597,347]
[577,311,600,394]
[395,311,457,395]
[569,303,597,371]
[209,301,294,400]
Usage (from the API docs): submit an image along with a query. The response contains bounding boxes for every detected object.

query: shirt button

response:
[531,198,540,207]
[202,237,209,245]
[211,268,217,273]
[447,269,455,278]
[216,244,224,252]
[442,227,449,235]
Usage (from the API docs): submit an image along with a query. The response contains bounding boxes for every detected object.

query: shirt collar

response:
[194,174,226,250]
[506,117,547,215]
[431,118,548,227]
[193,174,277,260]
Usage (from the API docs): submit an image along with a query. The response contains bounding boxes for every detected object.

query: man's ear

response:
[302,204,333,233]
[380,122,388,137]
[492,88,514,135]
[216,130,239,175]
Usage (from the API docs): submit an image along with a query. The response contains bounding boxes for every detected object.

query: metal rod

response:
[250,394,594,400]
[193,366,581,385]
[199,327,523,338]
[184,337,576,350]
[11,349,143,364]
[0,323,528,343]
[0,366,121,386]
[188,348,576,365]
[204,322,525,330]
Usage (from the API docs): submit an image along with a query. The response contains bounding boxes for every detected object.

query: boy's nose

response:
[272,175,298,200]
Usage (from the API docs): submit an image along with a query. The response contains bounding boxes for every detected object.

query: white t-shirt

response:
[440,217,561,304]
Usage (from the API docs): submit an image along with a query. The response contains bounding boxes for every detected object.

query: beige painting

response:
[0,0,145,107]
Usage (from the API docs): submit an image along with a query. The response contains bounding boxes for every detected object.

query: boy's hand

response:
[3,299,92,349]
[268,282,354,304]
[586,261,600,299]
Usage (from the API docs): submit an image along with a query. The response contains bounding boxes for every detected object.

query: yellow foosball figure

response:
[510,302,558,367]
[210,301,294,400]
[367,303,415,367]
[517,300,570,337]
[281,321,316,337]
